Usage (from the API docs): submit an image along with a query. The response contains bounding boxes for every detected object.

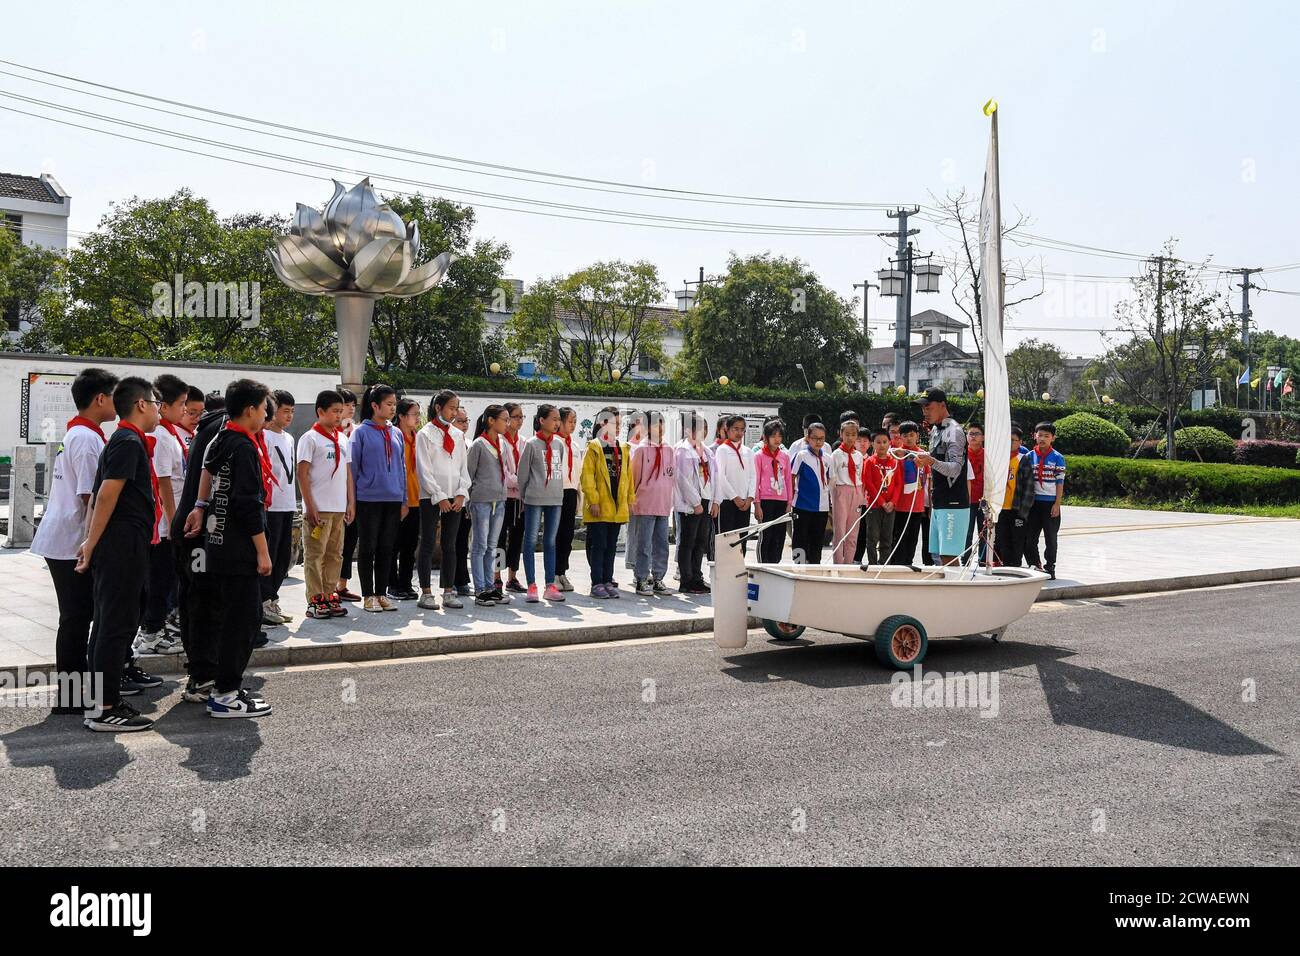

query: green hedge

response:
[1053,412,1131,456]
[1066,455,1300,506]
[1156,426,1236,462]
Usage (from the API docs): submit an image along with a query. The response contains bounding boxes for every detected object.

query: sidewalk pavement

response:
[1,505,1296,675]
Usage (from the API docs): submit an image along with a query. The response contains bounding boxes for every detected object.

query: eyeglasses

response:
[141,399,163,408]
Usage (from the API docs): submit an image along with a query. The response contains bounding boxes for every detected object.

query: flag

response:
[978,100,1008,530]
[1284,378,1295,397]
[1267,376,1274,391]
[1238,368,1250,385]
[1251,377,1260,389]
[1275,367,1289,389]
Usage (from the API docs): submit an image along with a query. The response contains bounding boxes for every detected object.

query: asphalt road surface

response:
[1,581,1296,866]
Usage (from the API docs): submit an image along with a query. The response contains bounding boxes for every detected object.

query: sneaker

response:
[327,592,348,617]
[270,599,293,622]
[261,600,286,626]
[121,664,163,692]
[252,632,270,650]
[442,590,464,609]
[363,596,383,613]
[556,574,574,592]
[456,584,474,597]
[474,592,497,607]
[489,588,511,605]
[591,584,611,599]
[182,678,215,703]
[636,578,654,596]
[417,592,439,610]
[686,581,712,595]
[544,584,564,602]
[164,610,181,635]
[606,584,621,599]
[652,578,673,595]
[526,584,540,603]
[207,688,272,719]
[388,588,419,601]
[337,586,362,602]
[306,594,333,619]
[134,628,182,655]
[84,700,153,733]
[377,595,398,612]
[506,578,527,594]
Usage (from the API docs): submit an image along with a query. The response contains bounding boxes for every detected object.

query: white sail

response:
[979,104,1009,524]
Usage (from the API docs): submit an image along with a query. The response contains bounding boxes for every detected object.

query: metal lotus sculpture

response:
[268,177,454,391]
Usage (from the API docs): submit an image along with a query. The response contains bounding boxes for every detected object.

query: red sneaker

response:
[327,592,348,617]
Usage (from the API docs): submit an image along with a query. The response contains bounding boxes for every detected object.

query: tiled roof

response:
[0,173,60,204]
[867,341,976,365]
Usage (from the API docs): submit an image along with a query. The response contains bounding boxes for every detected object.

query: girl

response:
[388,397,422,602]
[467,406,511,606]
[496,402,526,593]
[415,390,471,610]
[623,411,647,576]
[789,422,830,565]
[830,419,865,565]
[673,412,715,594]
[335,387,361,602]
[517,404,568,603]
[580,406,635,599]
[452,407,473,596]
[554,407,584,591]
[350,384,407,612]
[630,410,675,595]
[714,415,756,553]
[752,419,792,564]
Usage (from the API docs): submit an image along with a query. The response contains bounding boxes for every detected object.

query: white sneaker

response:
[270,599,293,622]
[441,589,464,609]
[556,574,574,592]
[417,593,439,610]
[134,628,184,655]
[261,600,286,626]
[207,689,272,719]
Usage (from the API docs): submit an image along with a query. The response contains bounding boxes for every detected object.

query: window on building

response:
[882,380,895,393]
[918,379,933,391]
[637,352,661,373]
[1,213,21,239]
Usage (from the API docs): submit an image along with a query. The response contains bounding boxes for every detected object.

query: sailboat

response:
[711,102,1049,669]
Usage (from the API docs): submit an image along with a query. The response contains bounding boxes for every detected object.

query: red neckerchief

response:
[504,431,521,467]
[160,419,188,462]
[1035,445,1051,484]
[648,441,665,480]
[760,442,781,485]
[313,422,341,475]
[253,428,280,495]
[66,415,106,444]
[118,421,161,544]
[432,417,455,455]
[723,440,746,470]
[364,419,394,466]
[535,430,555,485]
[839,441,857,485]
[226,421,276,504]
[692,441,711,485]
[484,433,506,482]
[562,432,574,480]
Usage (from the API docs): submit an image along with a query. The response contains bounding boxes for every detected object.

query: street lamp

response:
[914,260,944,294]
[876,268,906,297]
[795,362,812,391]
[877,250,943,394]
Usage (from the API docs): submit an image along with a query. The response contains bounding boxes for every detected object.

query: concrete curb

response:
[1037,566,1300,602]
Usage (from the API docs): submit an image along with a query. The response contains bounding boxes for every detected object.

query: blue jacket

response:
[350,419,408,503]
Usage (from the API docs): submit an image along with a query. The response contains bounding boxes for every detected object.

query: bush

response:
[1052,412,1131,457]
[1066,455,1300,506]
[1156,426,1236,462]
[1129,440,1160,459]
[1233,440,1300,469]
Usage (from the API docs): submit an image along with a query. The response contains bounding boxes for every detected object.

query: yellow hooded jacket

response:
[580,438,636,523]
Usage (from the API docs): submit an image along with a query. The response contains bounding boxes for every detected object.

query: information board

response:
[24,372,79,445]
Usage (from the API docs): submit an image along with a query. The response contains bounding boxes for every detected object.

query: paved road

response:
[0,582,1296,866]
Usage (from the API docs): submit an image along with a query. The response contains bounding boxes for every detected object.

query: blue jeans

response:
[470,500,507,594]
[586,521,620,586]
[523,503,561,586]
[631,513,669,582]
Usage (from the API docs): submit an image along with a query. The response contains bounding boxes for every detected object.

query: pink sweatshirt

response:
[753,446,794,504]
[631,442,676,516]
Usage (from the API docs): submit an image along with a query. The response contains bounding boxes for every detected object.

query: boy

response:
[859,428,900,566]
[889,421,929,565]
[335,387,361,602]
[789,422,830,565]
[787,413,820,460]
[76,377,163,732]
[136,373,189,655]
[180,385,205,447]
[995,424,1035,568]
[262,390,298,624]
[829,419,864,564]
[31,367,118,713]
[964,423,986,561]
[190,379,274,718]
[298,390,353,620]
[1023,421,1066,579]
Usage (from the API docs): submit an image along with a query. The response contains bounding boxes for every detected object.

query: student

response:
[674,412,715,594]
[860,428,900,565]
[914,388,969,567]
[297,390,353,620]
[787,413,820,460]
[964,423,986,561]
[335,387,361,603]
[829,418,865,565]
[883,413,903,449]
[135,373,188,655]
[76,377,163,732]
[890,421,929,565]
[752,419,792,564]
[580,406,635,598]
[705,416,729,563]
[788,423,830,565]
[995,424,1035,568]
[629,410,675,595]
[451,407,473,598]
[1023,422,1066,579]
[554,407,583,592]
[385,397,422,603]
[467,405,510,606]
[414,390,470,610]
[261,390,298,624]
[180,385,205,447]
[714,415,756,552]
[32,367,118,713]
[496,402,526,593]
[518,404,568,602]
[623,411,647,575]
[350,384,407,612]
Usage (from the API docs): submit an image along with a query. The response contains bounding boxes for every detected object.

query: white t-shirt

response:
[31,424,105,561]
[152,425,186,539]
[264,429,298,513]
[297,427,350,513]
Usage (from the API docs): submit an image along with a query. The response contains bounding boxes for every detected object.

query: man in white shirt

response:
[136,374,189,655]
[30,368,119,713]
[262,390,299,625]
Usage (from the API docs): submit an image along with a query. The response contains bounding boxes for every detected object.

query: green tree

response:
[507,260,667,382]
[1006,338,1067,401]
[677,253,864,389]
[0,227,64,336]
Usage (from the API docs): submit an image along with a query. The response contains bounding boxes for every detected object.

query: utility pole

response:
[852,279,878,391]
[1233,267,1262,411]
[886,207,920,393]
[1152,256,1175,458]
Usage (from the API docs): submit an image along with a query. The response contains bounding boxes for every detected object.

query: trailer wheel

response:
[763,620,806,642]
[874,615,928,669]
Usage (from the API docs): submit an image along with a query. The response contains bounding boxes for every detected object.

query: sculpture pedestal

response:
[335,293,379,395]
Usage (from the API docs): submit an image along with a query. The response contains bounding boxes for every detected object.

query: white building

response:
[1,172,71,339]
[864,309,981,394]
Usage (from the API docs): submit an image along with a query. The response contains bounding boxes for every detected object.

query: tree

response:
[676,253,865,389]
[0,227,63,336]
[1006,338,1067,401]
[507,260,667,382]
[367,194,512,377]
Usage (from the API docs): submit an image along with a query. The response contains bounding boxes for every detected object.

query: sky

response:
[3,0,1298,366]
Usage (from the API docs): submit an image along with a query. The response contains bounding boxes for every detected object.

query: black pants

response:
[919,509,935,565]
[1023,500,1061,573]
[260,511,294,602]
[192,572,260,694]
[47,558,93,682]
[356,500,402,597]
[756,499,788,563]
[418,500,462,590]
[964,503,987,563]
[791,508,826,565]
[454,507,471,588]
[390,506,421,593]
[87,531,149,708]
[994,511,1024,567]
[676,510,711,587]
[142,538,175,633]
[497,498,524,577]
[340,516,358,582]
[891,510,923,566]
[718,500,750,554]
[556,488,579,576]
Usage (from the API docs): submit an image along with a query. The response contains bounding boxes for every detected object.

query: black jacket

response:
[176,409,226,523]
[1010,454,1037,521]
[200,427,266,576]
